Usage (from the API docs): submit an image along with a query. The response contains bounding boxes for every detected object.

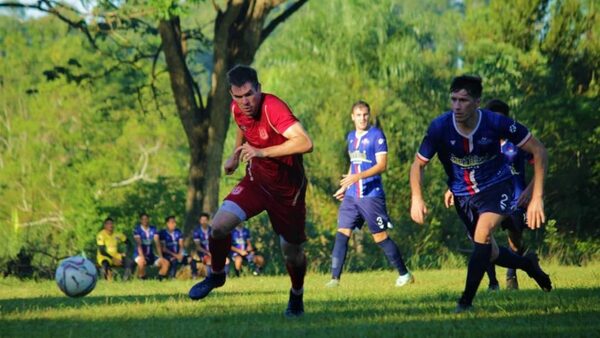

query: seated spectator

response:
[96,217,133,280]
[133,213,170,280]
[231,222,265,276]
[191,212,229,278]
[159,215,185,279]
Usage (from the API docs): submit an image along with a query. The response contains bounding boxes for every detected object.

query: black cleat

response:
[506,276,519,290]
[454,302,474,314]
[524,253,552,292]
[189,272,226,300]
[284,290,304,318]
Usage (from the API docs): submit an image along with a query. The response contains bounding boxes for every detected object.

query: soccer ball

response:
[55,256,98,297]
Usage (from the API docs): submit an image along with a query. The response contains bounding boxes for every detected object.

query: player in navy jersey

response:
[444,99,534,291]
[326,101,413,288]
[133,213,170,280]
[189,65,313,317]
[159,215,185,279]
[410,75,552,312]
[231,223,265,276]
[191,212,213,278]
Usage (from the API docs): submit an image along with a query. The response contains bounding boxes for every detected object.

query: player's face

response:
[104,221,114,232]
[167,219,176,231]
[199,216,209,227]
[451,89,480,123]
[140,215,149,226]
[351,107,370,131]
[230,82,261,117]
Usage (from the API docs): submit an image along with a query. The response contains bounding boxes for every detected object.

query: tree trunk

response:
[158,18,209,234]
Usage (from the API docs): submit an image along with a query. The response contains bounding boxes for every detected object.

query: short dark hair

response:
[227,65,259,89]
[165,215,176,223]
[104,217,114,224]
[139,212,149,219]
[485,99,510,116]
[450,75,483,98]
[351,100,371,113]
[199,212,210,219]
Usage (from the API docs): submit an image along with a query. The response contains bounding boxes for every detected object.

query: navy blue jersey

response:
[192,226,211,251]
[501,141,533,203]
[132,224,158,257]
[417,109,531,196]
[346,126,388,198]
[159,228,183,256]
[232,227,251,251]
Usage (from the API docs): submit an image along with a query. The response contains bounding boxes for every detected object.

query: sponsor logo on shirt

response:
[478,137,492,145]
[231,186,244,195]
[450,153,496,168]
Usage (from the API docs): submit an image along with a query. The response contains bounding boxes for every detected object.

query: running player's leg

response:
[268,196,307,317]
[458,212,502,309]
[329,196,361,285]
[505,210,526,289]
[360,197,412,286]
[189,179,264,300]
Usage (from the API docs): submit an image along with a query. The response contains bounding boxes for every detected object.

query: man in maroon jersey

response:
[189,65,313,317]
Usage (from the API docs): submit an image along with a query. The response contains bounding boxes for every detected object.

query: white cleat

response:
[395,272,414,287]
[325,279,340,288]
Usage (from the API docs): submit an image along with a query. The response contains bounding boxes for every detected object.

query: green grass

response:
[1,264,599,337]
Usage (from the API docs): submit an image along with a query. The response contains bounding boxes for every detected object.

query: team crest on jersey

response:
[362,138,370,145]
[231,186,244,195]
[450,140,456,145]
[240,126,247,131]
[259,127,268,140]
[509,123,517,133]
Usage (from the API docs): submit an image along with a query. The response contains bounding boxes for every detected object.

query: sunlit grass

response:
[1,264,599,337]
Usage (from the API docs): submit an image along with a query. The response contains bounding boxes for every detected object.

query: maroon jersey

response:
[231,93,306,204]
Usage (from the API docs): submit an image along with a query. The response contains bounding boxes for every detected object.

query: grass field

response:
[1,264,599,337]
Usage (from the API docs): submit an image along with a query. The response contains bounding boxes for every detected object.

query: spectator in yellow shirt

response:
[96,217,132,280]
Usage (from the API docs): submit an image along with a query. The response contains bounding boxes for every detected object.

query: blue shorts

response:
[454,180,515,239]
[338,195,392,234]
[501,206,527,233]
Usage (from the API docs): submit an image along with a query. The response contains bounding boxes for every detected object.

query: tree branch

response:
[260,0,308,44]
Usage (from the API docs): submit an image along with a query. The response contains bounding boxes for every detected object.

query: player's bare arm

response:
[333,168,351,200]
[238,122,313,162]
[154,234,164,259]
[409,156,429,225]
[519,136,548,229]
[444,189,454,208]
[339,153,387,190]
[224,127,245,175]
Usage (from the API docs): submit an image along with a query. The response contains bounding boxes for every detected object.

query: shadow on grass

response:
[1,287,599,337]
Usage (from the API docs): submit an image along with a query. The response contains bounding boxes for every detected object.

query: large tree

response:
[1,0,308,232]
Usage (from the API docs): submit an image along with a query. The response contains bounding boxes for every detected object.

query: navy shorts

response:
[501,206,527,233]
[454,180,515,239]
[338,195,393,234]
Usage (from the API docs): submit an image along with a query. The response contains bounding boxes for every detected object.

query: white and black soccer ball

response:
[55,256,98,297]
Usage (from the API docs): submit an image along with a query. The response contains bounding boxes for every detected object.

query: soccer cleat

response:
[325,279,340,288]
[524,253,552,292]
[284,290,304,318]
[395,272,414,287]
[487,284,500,292]
[454,302,474,314]
[189,272,226,300]
[506,276,519,290]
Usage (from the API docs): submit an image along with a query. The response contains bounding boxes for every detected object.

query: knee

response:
[211,225,229,239]
[372,231,388,243]
[282,246,304,265]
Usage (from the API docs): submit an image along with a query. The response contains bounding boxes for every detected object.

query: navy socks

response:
[377,237,409,275]
[331,232,350,279]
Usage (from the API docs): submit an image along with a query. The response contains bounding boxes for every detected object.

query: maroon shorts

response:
[224,176,307,244]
